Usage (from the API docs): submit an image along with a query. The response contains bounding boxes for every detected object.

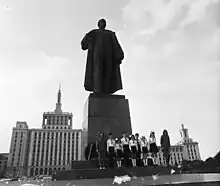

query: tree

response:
[205,157,217,168]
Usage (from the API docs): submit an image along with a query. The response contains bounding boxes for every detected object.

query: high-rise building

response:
[6,88,82,177]
[0,153,8,178]
[157,124,201,166]
[178,124,201,161]
[6,122,30,177]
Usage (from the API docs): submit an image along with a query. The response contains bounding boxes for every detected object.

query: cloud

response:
[120,0,220,159]
[3,6,13,11]
[122,0,220,35]
[0,49,82,118]
[121,0,220,74]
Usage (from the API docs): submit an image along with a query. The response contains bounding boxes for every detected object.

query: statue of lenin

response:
[81,19,124,95]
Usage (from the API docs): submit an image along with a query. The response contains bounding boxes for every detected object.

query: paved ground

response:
[0,173,220,186]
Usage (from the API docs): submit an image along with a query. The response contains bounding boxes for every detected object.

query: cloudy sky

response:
[0,0,219,160]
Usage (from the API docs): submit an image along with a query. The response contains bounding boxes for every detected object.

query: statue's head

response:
[98,19,106,29]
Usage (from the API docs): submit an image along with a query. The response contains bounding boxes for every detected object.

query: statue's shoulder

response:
[105,29,115,34]
[86,29,97,35]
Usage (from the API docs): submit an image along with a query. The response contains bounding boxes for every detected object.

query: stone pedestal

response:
[82,93,132,155]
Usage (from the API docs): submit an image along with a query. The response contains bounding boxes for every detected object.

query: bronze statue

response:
[81,19,124,95]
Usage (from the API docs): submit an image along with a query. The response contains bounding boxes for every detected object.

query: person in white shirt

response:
[114,138,123,168]
[129,135,138,167]
[148,131,158,165]
[107,132,116,168]
[120,132,130,167]
[140,136,148,166]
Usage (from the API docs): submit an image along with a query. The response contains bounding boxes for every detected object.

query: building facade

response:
[7,88,82,177]
[157,124,201,166]
[6,122,30,177]
[0,153,8,178]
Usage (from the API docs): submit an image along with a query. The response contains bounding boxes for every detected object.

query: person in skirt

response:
[120,132,130,167]
[148,131,158,165]
[129,135,138,167]
[140,136,148,166]
[107,132,116,168]
[114,138,123,168]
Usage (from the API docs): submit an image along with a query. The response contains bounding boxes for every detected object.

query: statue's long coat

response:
[81,29,124,94]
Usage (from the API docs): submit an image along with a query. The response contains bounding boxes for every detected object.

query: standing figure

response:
[96,132,106,169]
[107,133,116,168]
[135,133,141,167]
[120,132,130,167]
[115,138,123,168]
[140,136,149,166]
[129,135,138,167]
[81,19,124,95]
[148,131,158,165]
[160,130,171,167]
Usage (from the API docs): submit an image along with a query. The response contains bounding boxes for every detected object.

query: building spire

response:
[58,84,61,103]
[55,85,62,113]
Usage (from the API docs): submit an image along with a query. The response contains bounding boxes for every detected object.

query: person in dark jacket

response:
[160,130,171,167]
[96,132,106,169]
[135,133,141,167]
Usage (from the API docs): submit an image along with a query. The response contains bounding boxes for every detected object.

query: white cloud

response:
[3,6,13,11]
[121,0,220,159]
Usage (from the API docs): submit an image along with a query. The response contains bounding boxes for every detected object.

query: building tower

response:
[179,124,191,143]
[26,87,82,177]
[42,86,73,130]
[179,124,201,161]
[7,87,82,177]
[6,122,30,177]
[54,84,62,114]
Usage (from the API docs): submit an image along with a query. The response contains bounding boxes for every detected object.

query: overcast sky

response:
[0,0,219,160]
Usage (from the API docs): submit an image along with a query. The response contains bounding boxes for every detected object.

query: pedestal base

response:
[82,93,132,157]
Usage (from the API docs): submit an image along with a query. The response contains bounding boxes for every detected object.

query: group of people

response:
[95,130,171,169]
